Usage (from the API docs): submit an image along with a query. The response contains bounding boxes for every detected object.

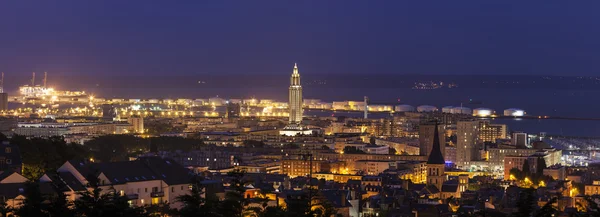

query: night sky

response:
[1,1,599,76]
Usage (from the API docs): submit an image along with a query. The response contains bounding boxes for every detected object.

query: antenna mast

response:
[32,72,36,86]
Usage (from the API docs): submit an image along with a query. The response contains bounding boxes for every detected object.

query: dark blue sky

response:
[1,1,599,76]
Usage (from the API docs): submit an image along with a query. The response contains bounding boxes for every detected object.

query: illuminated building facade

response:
[280,64,312,136]
[281,159,323,178]
[456,120,480,169]
[478,121,507,143]
[512,132,528,147]
[585,181,600,196]
[289,63,302,125]
[128,116,144,133]
[353,160,393,175]
[397,161,427,184]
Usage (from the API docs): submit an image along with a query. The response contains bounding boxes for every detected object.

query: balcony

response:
[126,194,139,200]
[150,191,165,198]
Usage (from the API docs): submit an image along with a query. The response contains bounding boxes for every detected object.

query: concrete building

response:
[226,103,241,119]
[101,104,117,120]
[445,146,456,164]
[395,161,427,184]
[0,118,17,134]
[69,123,133,135]
[504,155,531,179]
[0,141,22,174]
[479,121,507,143]
[375,137,419,155]
[585,180,600,196]
[544,165,566,180]
[128,116,144,134]
[14,124,70,137]
[503,149,563,179]
[0,93,7,111]
[512,132,528,147]
[456,120,480,169]
[353,160,393,175]
[419,123,446,159]
[332,101,366,111]
[364,144,390,155]
[488,148,538,171]
[281,159,323,178]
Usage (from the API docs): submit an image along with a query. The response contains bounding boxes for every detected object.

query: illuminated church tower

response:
[288,63,303,125]
[427,122,447,191]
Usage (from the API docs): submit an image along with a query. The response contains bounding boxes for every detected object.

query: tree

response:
[283,143,300,149]
[581,195,600,216]
[10,135,91,180]
[144,202,175,217]
[262,206,287,217]
[46,193,75,217]
[243,140,265,148]
[514,188,536,217]
[389,147,397,155]
[0,200,12,217]
[522,159,531,177]
[0,133,7,142]
[74,187,110,217]
[14,182,46,217]
[74,186,148,217]
[176,184,219,217]
[534,197,557,217]
[343,146,365,154]
[220,169,248,217]
[22,165,46,181]
[536,157,547,175]
[310,192,338,217]
[509,168,524,180]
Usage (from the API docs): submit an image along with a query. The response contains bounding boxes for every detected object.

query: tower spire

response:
[427,122,445,164]
[293,63,299,75]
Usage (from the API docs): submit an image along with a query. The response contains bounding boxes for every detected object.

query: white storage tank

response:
[452,106,472,115]
[473,108,494,117]
[417,105,438,113]
[504,108,525,117]
[442,106,454,113]
[395,104,415,112]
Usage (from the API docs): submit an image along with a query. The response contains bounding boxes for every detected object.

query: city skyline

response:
[1,2,600,216]
[1,1,599,76]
